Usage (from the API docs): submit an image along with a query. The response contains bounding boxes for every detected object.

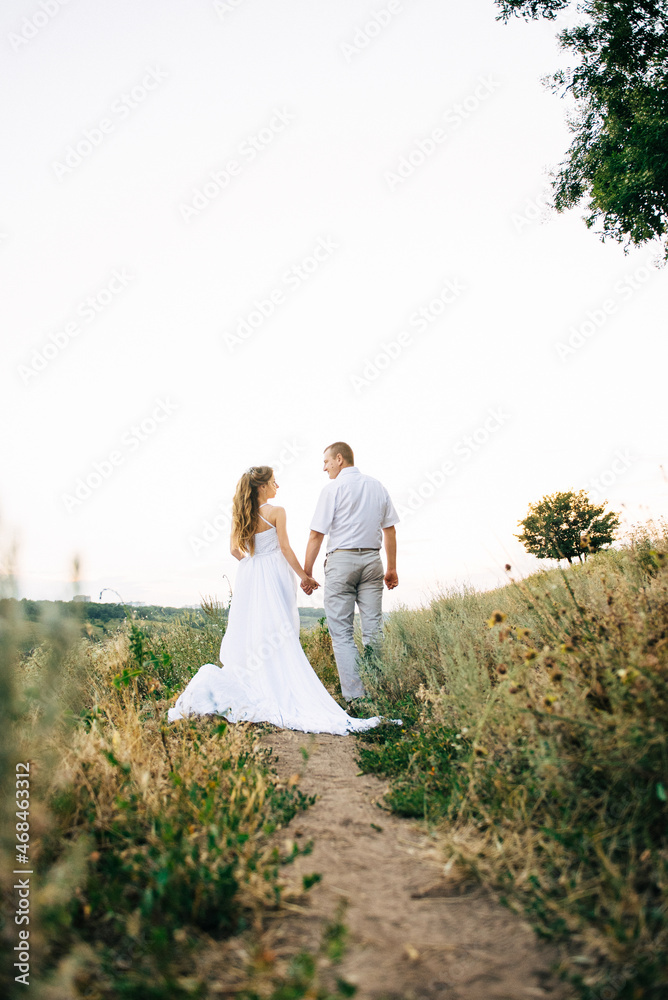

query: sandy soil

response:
[239,729,572,1000]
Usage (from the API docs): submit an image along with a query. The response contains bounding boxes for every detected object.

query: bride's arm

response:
[230,532,244,561]
[272,507,319,588]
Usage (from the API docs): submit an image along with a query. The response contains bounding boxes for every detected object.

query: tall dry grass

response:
[0,594,328,999]
[357,518,668,998]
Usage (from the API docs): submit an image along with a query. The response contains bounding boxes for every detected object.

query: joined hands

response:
[300,575,320,596]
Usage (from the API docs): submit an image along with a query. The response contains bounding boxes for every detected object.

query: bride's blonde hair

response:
[231,466,274,555]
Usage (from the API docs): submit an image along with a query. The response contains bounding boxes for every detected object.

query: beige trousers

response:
[323,549,384,700]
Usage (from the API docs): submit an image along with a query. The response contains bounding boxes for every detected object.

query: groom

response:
[303,442,399,704]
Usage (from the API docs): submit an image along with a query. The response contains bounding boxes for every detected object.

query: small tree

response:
[516,489,620,564]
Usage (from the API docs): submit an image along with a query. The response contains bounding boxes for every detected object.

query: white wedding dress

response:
[167,513,395,734]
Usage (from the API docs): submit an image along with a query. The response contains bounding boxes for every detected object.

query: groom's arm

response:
[382,526,398,589]
[304,530,324,577]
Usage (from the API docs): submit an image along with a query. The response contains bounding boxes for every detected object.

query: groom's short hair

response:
[325,441,354,466]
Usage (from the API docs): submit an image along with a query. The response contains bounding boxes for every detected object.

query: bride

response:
[167,465,393,734]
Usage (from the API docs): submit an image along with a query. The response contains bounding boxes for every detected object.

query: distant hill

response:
[296,606,327,630]
[2,598,327,651]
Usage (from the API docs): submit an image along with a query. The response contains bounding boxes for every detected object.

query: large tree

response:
[516,488,621,563]
[496,0,668,257]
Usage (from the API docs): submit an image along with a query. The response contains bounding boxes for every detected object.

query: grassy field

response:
[2,518,666,998]
[0,595,351,999]
[345,518,668,999]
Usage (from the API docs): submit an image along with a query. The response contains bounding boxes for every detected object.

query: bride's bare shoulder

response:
[260,503,284,521]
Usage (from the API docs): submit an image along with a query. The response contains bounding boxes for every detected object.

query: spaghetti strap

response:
[258,504,274,528]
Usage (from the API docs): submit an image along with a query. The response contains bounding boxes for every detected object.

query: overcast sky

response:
[2,0,666,611]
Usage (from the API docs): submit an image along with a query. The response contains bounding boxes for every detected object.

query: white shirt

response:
[310,466,399,553]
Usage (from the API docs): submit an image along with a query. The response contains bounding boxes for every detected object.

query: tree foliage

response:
[496,0,668,256]
[516,488,621,563]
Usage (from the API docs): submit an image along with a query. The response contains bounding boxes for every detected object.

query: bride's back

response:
[250,506,279,555]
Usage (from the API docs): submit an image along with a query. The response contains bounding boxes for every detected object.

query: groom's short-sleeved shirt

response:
[310,466,399,553]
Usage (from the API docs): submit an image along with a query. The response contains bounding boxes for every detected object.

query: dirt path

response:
[250,730,570,1000]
